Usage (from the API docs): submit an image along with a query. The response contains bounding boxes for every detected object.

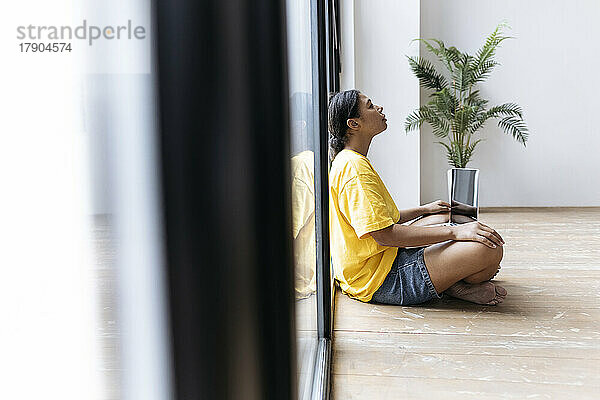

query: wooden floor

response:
[331,208,600,400]
[92,215,120,400]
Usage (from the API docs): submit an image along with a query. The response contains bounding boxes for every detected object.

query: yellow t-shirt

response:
[291,150,317,299]
[329,149,400,302]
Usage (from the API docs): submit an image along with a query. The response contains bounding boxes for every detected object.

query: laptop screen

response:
[447,169,479,224]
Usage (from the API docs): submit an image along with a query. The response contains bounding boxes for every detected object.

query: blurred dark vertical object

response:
[327,0,341,325]
[327,0,341,93]
[311,0,329,339]
[154,0,295,398]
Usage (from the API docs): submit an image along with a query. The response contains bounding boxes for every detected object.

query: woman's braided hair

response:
[328,90,361,160]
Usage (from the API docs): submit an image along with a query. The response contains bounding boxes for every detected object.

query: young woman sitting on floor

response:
[328,89,507,306]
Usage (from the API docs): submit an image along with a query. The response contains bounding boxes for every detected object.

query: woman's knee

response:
[461,243,503,283]
[485,243,504,266]
[463,241,504,266]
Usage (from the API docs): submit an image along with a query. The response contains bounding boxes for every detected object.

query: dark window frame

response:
[310,0,340,398]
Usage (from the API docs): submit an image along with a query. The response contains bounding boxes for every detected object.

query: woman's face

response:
[349,93,387,136]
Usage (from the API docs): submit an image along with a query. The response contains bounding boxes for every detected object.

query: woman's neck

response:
[344,134,373,157]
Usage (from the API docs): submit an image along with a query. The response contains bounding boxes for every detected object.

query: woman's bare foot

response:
[445,280,507,305]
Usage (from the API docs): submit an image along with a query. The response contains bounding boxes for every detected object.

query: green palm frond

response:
[430,88,458,119]
[470,59,500,85]
[414,38,461,73]
[436,141,465,168]
[487,102,523,118]
[405,105,450,138]
[467,112,490,135]
[474,22,513,70]
[407,56,448,91]
[453,105,478,137]
[404,105,433,132]
[498,116,529,145]
[464,138,484,164]
[430,117,450,139]
[468,102,524,134]
[451,53,474,93]
[463,90,488,109]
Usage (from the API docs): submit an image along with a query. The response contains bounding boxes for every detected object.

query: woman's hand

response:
[422,200,451,215]
[451,221,505,248]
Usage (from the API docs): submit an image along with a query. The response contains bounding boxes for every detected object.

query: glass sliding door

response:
[286,0,340,398]
[286,1,319,398]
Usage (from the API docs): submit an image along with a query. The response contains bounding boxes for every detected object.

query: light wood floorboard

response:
[332,208,600,399]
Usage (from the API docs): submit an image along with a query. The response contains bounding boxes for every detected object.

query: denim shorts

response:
[370,247,442,305]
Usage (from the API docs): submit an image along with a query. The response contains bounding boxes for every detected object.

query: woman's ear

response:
[346,118,359,130]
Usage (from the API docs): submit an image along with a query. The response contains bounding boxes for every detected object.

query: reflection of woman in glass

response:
[290,92,316,299]
[291,150,316,299]
[328,90,507,306]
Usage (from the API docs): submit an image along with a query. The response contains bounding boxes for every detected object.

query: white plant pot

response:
[447,168,480,224]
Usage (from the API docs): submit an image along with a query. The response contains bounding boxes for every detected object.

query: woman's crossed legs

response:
[409,212,507,305]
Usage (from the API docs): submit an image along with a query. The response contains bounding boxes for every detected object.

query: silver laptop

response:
[428,168,479,227]
[448,168,479,225]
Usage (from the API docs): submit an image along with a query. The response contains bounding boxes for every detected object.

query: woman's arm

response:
[370,223,454,247]
[397,206,427,224]
[370,221,505,249]
[397,200,451,224]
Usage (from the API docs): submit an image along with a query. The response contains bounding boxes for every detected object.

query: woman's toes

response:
[495,285,507,296]
[486,295,504,306]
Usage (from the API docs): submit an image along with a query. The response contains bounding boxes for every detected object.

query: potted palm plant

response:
[405,23,528,222]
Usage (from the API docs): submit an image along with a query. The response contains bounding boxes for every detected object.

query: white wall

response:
[341,0,421,209]
[420,0,600,206]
